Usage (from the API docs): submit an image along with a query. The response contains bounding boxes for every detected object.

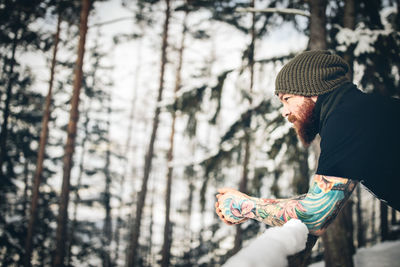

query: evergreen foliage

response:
[0,0,399,266]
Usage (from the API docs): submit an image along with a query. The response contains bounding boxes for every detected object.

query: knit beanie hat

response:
[275,50,350,96]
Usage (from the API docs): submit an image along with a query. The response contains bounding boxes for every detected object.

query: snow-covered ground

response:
[223,220,309,267]
[309,240,400,267]
[221,219,400,267]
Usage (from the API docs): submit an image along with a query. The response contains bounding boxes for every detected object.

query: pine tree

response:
[232,0,256,255]
[127,0,171,265]
[309,0,356,266]
[54,0,91,265]
[0,1,56,264]
[101,79,113,267]
[24,12,62,267]
[0,0,50,205]
[112,2,146,262]
[161,4,188,266]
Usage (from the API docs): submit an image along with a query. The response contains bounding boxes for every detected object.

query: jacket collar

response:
[313,82,355,133]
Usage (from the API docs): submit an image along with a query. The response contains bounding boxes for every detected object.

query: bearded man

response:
[215,50,400,235]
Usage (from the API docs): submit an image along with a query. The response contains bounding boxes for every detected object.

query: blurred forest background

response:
[0,0,399,266]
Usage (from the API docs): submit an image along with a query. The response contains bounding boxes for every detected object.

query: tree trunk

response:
[356,186,365,247]
[22,159,30,219]
[66,54,98,263]
[185,172,195,265]
[66,104,89,266]
[24,14,62,267]
[391,207,397,225]
[307,0,327,50]
[380,202,388,241]
[0,29,19,185]
[342,0,359,252]
[321,202,354,267]
[308,0,355,265]
[343,0,355,81]
[293,148,310,195]
[102,88,113,267]
[287,150,312,267]
[147,185,155,266]
[232,134,250,255]
[126,0,170,265]
[287,235,318,267]
[232,0,255,255]
[160,6,187,267]
[113,18,143,265]
[371,198,376,242]
[396,0,400,31]
[54,1,90,266]
[102,142,112,265]
[321,199,355,266]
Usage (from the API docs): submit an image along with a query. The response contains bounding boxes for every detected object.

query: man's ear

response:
[311,96,318,103]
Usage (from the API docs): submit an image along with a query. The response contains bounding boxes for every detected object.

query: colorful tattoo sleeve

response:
[216,175,357,235]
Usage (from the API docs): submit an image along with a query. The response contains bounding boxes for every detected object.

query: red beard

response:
[289,98,319,147]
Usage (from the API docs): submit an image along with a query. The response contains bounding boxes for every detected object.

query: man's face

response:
[278,93,319,147]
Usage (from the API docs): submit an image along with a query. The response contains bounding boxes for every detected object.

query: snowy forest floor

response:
[309,240,400,267]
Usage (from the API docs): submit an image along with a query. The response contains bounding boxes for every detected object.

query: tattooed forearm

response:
[215,175,357,235]
[294,176,356,234]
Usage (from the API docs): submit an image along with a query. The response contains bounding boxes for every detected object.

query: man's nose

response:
[281,106,290,117]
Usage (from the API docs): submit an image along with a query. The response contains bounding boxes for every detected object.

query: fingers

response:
[215,201,233,225]
[215,201,248,226]
[217,188,249,199]
[215,189,236,225]
[215,188,251,226]
[215,202,224,219]
[217,187,235,194]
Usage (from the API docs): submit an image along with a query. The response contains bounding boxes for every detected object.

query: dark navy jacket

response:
[315,83,400,211]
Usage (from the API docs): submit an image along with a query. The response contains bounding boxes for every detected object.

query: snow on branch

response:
[255,53,298,65]
[336,22,399,56]
[235,7,310,18]
[223,219,309,267]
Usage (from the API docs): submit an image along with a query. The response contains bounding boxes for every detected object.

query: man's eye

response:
[284,97,291,101]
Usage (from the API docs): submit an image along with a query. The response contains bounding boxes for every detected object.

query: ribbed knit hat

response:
[275,50,350,96]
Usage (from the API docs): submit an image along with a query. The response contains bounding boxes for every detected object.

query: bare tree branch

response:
[236,7,310,18]
[90,16,134,28]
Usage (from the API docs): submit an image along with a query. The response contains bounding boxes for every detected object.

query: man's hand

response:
[214,176,357,235]
[215,188,254,225]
